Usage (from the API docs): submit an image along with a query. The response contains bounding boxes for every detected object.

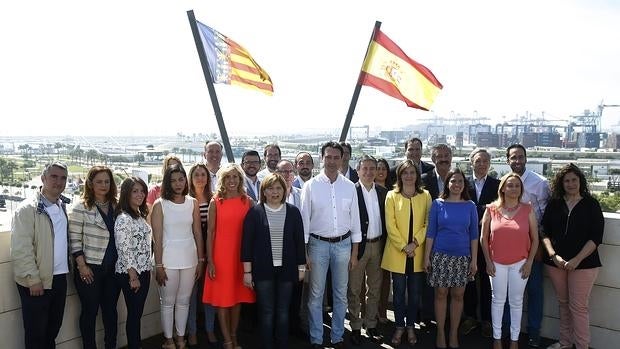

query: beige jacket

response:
[69,201,113,265]
[11,191,70,289]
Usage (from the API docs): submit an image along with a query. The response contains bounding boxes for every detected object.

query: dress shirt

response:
[300,172,362,243]
[292,175,307,189]
[434,168,445,196]
[42,197,69,275]
[257,168,274,181]
[360,183,382,240]
[473,174,487,201]
[519,169,550,224]
[209,170,218,193]
[245,177,260,201]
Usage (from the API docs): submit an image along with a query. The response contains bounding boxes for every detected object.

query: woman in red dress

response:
[203,164,255,349]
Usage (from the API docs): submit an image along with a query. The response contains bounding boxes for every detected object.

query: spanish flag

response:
[196,21,273,95]
[360,29,442,110]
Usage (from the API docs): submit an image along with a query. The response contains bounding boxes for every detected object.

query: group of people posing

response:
[10,138,604,349]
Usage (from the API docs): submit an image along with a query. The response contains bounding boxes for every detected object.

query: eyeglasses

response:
[276,170,294,175]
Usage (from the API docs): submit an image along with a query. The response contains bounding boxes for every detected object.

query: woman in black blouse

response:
[541,163,604,349]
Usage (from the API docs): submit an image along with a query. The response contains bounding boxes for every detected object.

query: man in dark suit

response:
[339,141,359,182]
[387,137,434,189]
[461,148,500,338]
[347,155,387,345]
[421,143,452,199]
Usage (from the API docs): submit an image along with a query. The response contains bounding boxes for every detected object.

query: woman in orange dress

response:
[202,164,255,349]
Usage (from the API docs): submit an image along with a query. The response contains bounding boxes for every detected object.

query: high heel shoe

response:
[392,327,405,346]
[231,335,242,349]
[406,326,417,346]
[161,341,176,349]
[175,339,187,349]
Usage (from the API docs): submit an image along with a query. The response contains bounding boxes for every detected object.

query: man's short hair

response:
[320,141,343,157]
[42,161,68,176]
[339,141,352,153]
[469,148,491,162]
[264,144,281,157]
[295,151,314,165]
[431,143,452,157]
[204,140,223,150]
[241,150,261,162]
[506,143,527,159]
[404,137,423,150]
[356,154,377,170]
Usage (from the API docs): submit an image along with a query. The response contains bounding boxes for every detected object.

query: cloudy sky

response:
[1,0,619,137]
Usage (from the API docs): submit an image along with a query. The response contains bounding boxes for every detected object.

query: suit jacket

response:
[245,177,260,202]
[421,171,441,199]
[347,166,359,183]
[355,182,387,260]
[241,203,306,282]
[288,186,302,209]
[467,175,500,225]
[387,160,434,189]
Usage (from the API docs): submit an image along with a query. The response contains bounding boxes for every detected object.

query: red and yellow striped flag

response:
[196,21,273,95]
[360,29,442,110]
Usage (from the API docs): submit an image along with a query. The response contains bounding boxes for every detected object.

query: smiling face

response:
[295,153,314,179]
[507,147,527,175]
[432,146,452,175]
[562,171,580,197]
[264,146,281,171]
[322,146,342,178]
[447,172,465,197]
[91,171,111,201]
[471,151,491,179]
[41,165,68,200]
[276,161,295,189]
[222,172,241,194]
[358,159,377,186]
[405,140,422,163]
[204,142,222,168]
[375,161,388,184]
[242,155,261,177]
[130,182,146,211]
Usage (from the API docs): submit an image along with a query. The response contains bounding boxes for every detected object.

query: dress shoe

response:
[311,344,323,349]
[366,327,383,343]
[350,330,362,346]
[332,341,345,348]
[458,317,478,335]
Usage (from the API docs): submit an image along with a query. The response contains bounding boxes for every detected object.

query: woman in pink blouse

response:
[480,173,538,349]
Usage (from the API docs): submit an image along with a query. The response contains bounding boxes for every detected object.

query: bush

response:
[593,192,620,213]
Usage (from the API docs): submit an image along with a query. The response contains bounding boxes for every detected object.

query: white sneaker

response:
[546,343,562,349]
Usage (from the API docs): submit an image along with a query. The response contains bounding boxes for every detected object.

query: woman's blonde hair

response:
[215,163,247,199]
[492,172,524,208]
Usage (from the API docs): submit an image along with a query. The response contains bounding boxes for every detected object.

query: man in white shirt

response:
[241,150,261,202]
[203,141,223,193]
[506,143,550,348]
[11,162,71,349]
[257,144,281,181]
[347,155,387,345]
[293,151,314,189]
[301,141,362,349]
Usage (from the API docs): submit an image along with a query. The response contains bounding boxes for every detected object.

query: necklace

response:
[94,200,109,207]
[503,203,520,212]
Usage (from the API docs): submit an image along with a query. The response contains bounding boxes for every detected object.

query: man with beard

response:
[203,141,223,192]
[293,151,314,189]
[241,150,262,202]
[257,144,282,181]
[506,144,549,348]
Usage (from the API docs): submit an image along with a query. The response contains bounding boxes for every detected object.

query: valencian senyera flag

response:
[196,21,273,95]
[360,28,442,110]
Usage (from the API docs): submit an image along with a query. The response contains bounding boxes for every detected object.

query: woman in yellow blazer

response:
[381,160,432,346]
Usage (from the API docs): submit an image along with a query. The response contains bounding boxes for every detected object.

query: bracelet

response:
[155,264,164,268]
[298,269,306,272]
[244,271,252,274]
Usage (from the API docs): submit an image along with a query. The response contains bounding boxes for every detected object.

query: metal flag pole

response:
[187,9,235,163]
[339,21,382,142]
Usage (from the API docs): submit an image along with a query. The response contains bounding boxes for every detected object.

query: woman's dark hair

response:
[376,158,390,172]
[440,168,471,200]
[83,166,117,209]
[395,160,423,194]
[116,177,148,219]
[161,163,188,200]
[551,163,590,199]
[188,162,213,203]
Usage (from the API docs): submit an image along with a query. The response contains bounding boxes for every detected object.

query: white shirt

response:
[473,174,487,201]
[45,202,69,275]
[209,170,218,193]
[360,183,382,240]
[245,177,260,200]
[434,168,445,196]
[257,167,274,181]
[520,169,550,224]
[300,172,362,244]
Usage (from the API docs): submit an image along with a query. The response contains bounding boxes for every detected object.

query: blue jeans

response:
[392,272,423,328]
[187,280,216,335]
[307,236,351,345]
[526,260,544,336]
[255,268,293,349]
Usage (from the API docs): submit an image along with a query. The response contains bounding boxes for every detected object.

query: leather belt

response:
[366,236,382,243]
[310,231,351,243]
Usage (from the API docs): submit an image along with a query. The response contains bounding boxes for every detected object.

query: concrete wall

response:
[1,214,619,348]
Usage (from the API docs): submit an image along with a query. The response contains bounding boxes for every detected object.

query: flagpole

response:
[339,21,382,142]
[187,9,235,164]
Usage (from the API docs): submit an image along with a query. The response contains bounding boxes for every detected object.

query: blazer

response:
[347,166,359,183]
[387,161,435,190]
[244,177,260,202]
[241,203,306,282]
[355,182,387,260]
[288,186,302,209]
[421,171,441,199]
[381,189,432,273]
[467,175,500,225]
[68,201,114,265]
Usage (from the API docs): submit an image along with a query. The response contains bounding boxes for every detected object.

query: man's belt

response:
[310,231,351,243]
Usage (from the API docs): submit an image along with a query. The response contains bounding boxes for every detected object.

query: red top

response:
[487,203,532,265]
